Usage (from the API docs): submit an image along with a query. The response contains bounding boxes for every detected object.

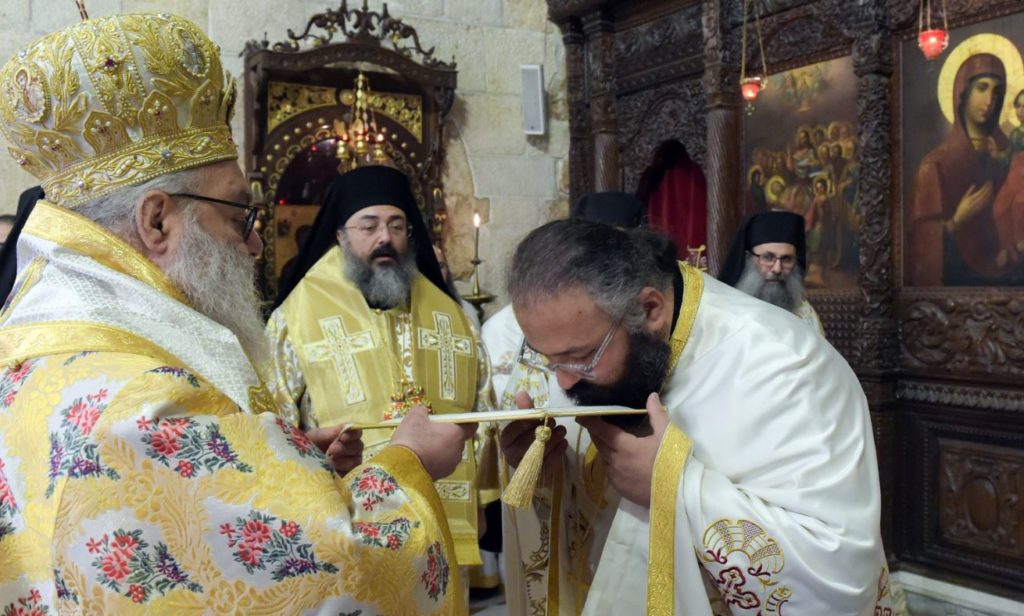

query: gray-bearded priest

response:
[498,220,897,615]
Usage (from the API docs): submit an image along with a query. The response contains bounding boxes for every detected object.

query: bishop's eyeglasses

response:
[748,250,796,268]
[169,193,260,242]
[515,320,619,381]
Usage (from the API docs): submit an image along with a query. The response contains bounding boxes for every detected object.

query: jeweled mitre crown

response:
[0,14,238,208]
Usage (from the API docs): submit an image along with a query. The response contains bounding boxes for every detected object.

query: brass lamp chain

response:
[740,0,749,80]
[754,1,768,82]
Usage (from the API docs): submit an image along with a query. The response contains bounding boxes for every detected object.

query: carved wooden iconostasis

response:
[243,1,456,301]
[547,0,1024,600]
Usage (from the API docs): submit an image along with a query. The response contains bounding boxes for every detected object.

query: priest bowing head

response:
[508,220,677,412]
[501,219,894,615]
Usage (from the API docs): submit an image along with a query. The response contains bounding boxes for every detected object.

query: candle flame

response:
[473,213,481,228]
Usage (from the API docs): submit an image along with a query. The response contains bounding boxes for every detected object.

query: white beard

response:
[734,258,807,314]
[162,210,269,366]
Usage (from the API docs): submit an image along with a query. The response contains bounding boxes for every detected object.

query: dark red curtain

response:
[636,140,708,269]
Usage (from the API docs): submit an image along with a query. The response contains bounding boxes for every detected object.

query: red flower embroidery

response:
[101,549,131,582]
[161,418,190,437]
[241,518,272,548]
[128,584,146,603]
[112,533,139,555]
[223,511,337,580]
[0,459,14,510]
[136,417,154,430]
[351,467,400,512]
[87,528,203,602]
[358,475,381,493]
[3,392,14,407]
[8,363,31,383]
[150,430,180,457]
[237,543,262,566]
[176,460,194,478]
[355,522,380,538]
[67,400,100,435]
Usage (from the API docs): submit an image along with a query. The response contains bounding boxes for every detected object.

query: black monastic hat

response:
[570,191,645,227]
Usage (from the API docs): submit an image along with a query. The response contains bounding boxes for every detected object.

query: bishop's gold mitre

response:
[0,13,238,208]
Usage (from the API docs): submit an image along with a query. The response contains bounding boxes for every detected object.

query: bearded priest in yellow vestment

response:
[0,13,474,615]
[267,165,492,568]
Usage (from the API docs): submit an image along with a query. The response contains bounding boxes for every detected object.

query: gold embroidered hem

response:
[647,425,693,615]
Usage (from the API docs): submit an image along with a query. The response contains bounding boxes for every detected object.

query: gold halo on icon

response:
[938,33,1024,128]
[766,175,787,204]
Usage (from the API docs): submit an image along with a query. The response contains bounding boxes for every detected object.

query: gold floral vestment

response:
[0,203,465,615]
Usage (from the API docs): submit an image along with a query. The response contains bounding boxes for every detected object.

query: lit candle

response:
[473,212,481,261]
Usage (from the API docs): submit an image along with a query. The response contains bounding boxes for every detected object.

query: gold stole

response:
[279,245,482,565]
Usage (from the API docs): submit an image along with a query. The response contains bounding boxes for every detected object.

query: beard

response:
[341,237,419,310]
[565,329,671,412]
[734,259,806,313]
[162,209,269,366]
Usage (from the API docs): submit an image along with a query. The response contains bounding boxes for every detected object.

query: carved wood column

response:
[583,8,620,192]
[561,17,591,205]
[702,0,742,275]
[851,9,898,550]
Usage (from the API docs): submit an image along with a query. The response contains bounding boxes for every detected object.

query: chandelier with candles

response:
[334,72,389,170]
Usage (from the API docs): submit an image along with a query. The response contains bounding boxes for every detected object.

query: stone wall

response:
[0,0,569,314]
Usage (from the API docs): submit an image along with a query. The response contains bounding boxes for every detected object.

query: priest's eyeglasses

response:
[169,193,260,241]
[748,251,796,267]
[516,321,619,381]
[343,220,413,238]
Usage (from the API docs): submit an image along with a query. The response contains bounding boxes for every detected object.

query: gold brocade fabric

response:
[270,245,483,566]
[0,212,464,613]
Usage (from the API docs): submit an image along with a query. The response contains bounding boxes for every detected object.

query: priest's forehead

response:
[750,241,796,256]
[345,204,406,225]
[513,288,612,357]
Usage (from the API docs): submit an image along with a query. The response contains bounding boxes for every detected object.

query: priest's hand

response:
[306,425,364,475]
[498,391,567,474]
[577,392,669,508]
[391,406,477,480]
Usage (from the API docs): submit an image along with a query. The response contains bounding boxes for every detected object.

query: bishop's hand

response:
[306,425,364,476]
[577,392,669,508]
[391,406,477,480]
[498,391,568,474]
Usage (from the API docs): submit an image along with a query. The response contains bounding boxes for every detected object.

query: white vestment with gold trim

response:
[489,271,899,616]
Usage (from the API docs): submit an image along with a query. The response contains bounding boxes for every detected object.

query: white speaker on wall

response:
[521,64,547,136]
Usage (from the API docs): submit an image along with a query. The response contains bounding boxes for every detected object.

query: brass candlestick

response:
[463,257,495,323]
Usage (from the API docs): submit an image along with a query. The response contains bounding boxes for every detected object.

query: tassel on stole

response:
[501,421,552,508]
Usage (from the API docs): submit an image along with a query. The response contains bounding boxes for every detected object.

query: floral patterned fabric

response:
[0,351,464,614]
